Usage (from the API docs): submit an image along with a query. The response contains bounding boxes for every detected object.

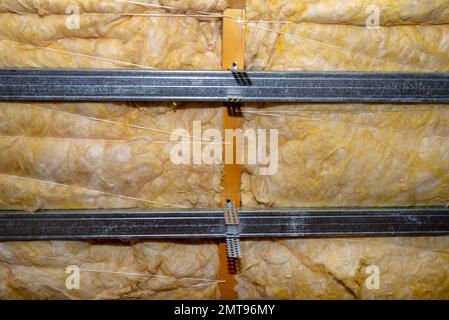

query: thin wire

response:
[33,105,228,144]
[0,134,228,145]
[126,137,227,145]
[241,109,449,141]
[0,37,157,70]
[0,173,187,208]
[237,21,436,72]
[237,20,311,57]
[120,13,224,18]
[115,0,230,18]
[0,5,434,72]
[127,139,226,145]
[75,267,225,285]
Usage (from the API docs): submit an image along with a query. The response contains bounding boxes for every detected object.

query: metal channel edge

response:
[1,69,449,103]
[0,207,448,241]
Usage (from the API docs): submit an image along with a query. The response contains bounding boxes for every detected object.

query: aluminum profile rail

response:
[1,68,449,103]
[1,207,449,241]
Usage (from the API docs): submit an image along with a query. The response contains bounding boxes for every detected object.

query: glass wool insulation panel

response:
[0,2,224,299]
[237,1,449,299]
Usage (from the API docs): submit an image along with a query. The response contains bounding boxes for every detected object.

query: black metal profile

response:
[0,68,448,103]
[1,207,448,241]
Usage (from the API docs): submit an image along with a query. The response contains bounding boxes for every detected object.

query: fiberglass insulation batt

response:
[0,0,449,299]
[237,0,449,299]
[0,0,225,299]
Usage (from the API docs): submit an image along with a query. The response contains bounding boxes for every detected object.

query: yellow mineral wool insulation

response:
[0,101,223,297]
[0,6,224,300]
[1,0,449,301]
[239,109,449,297]
[0,102,223,212]
[239,5,449,299]
[236,238,449,299]
[0,0,230,15]
[0,102,222,143]
[0,14,221,69]
[241,104,449,207]
[0,241,220,299]
[246,0,449,26]
[245,22,449,71]
[238,115,449,296]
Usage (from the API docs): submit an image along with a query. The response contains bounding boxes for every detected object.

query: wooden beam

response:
[221,8,245,208]
[228,0,246,9]
[218,8,246,300]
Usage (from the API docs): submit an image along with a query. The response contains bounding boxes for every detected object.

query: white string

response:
[0,173,187,208]
[0,134,229,145]
[128,140,226,145]
[237,21,435,72]
[0,4,436,73]
[120,13,224,18]
[0,37,157,70]
[237,20,312,57]
[241,109,449,140]
[74,267,225,286]
[34,105,228,144]
[115,0,230,18]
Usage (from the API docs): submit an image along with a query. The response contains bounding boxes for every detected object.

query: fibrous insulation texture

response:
[0,0,224,300]
[1,0,449,300]
[238,0,449,299]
